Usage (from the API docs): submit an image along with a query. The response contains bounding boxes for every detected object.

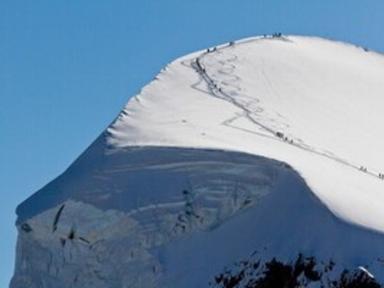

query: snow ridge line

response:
[190,36,384,181]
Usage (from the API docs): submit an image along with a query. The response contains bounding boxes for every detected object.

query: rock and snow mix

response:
[11,35,384,288]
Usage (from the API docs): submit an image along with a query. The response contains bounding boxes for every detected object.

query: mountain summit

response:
[11,35,384,288]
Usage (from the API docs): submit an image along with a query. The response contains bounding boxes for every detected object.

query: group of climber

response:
[205,34,283,55]
[205,40,236,54]
[206,47,217,53]
[275,132,294,144]
[274,137,384,180]
[359,167,384,180]
[272,32,282,38]
[360,166,368,172]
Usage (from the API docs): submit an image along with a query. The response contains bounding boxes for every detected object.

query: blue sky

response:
[1,0,383,286]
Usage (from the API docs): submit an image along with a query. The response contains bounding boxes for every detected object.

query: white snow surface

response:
[109,35,384,232]
[11,35,384,287]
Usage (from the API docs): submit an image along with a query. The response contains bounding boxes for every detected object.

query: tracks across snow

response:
[190,36,384,182]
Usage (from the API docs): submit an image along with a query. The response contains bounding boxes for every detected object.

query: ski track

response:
[190,36,384,182]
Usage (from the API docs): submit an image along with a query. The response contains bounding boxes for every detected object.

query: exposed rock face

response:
[11,35,384,287]
[212,254,381,288]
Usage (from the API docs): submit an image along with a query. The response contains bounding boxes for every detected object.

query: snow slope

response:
[11,35,384,287]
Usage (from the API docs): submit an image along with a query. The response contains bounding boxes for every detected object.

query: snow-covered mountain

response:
[11,35,384,288]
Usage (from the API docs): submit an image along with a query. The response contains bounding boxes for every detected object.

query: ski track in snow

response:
[190,36,384,182]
